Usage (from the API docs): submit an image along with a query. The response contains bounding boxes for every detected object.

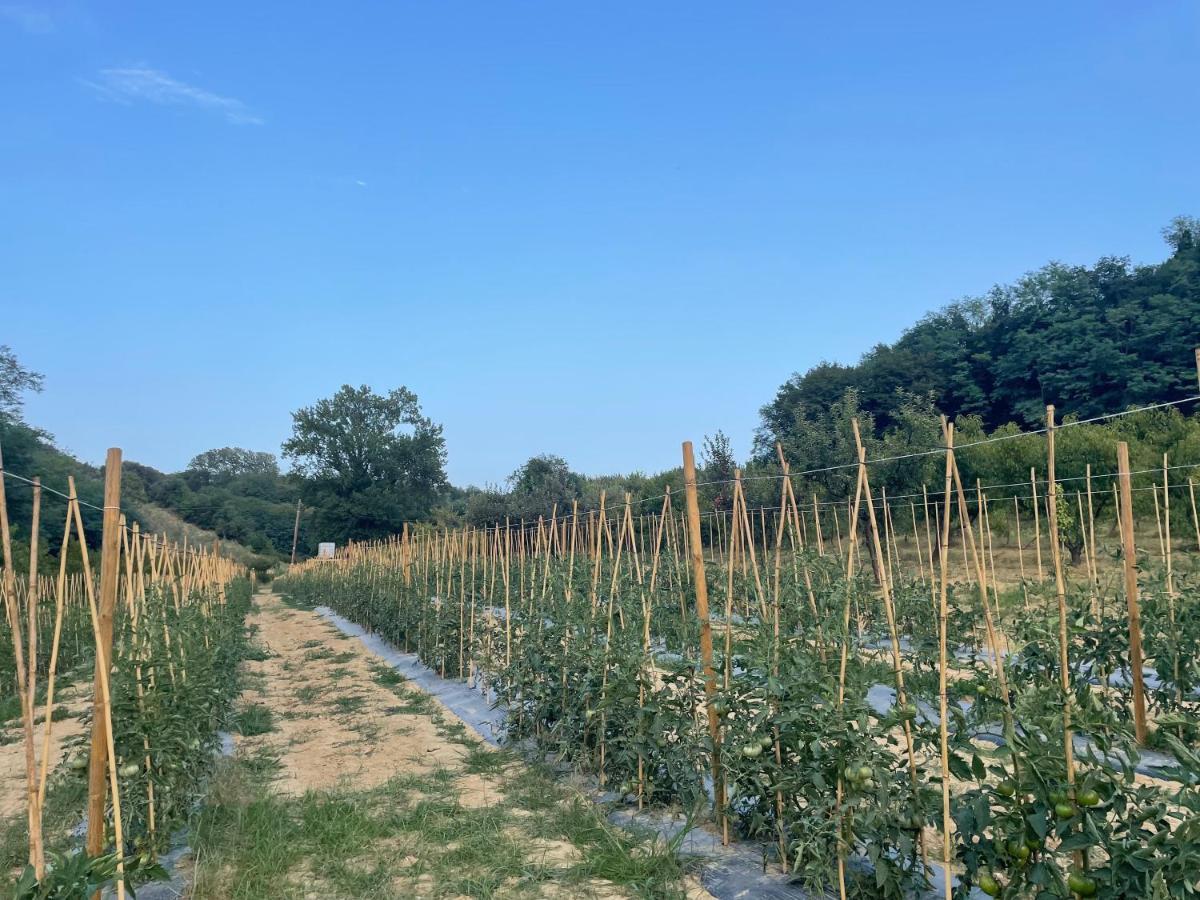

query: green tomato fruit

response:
[857,765,873,781]
[1049,790,1067,805]
[1055,802,1077,819]
[67,753,88,772]
[119,763,140,778]
[1077,789,1100,807]
[758,734,774,750]
[1067,873,1097,897]
[741,743,763,759]
[996,779,1017,798]
[978,873,1001,896]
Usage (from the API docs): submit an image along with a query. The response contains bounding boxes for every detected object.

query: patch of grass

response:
[330,694,366,715]
[233,703,276,736]
[279,592,317,611]
[534,794,695,898]
[295,684,324,704]
[0,693,24,725]
[345,722,380,743]
[243,642,271,662]
[386,691,436,716]
[239,748,283,782]
[461,742,513,776]
[501,760,698,898]
[371,663,406,686]
[190,741,695,900]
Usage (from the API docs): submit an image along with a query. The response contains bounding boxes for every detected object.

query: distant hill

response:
[0,418,268,571]
[757,216,1200,456]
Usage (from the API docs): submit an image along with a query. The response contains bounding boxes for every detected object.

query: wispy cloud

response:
[85,66,263,125]
[0,3,55,33]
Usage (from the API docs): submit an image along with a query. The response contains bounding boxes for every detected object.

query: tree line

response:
[2,216,1197,564]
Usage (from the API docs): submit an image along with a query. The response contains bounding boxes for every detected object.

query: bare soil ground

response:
[0,682,88,819]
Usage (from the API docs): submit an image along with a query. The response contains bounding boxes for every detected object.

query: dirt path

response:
[191,590,710,899]
[0,682,88,819]
[234,591,472,795]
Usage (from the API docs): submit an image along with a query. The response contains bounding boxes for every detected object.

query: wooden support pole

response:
[1045,408,1079,825]
[1031,468,1044,582]
[0,439,40,875]
[935,421,955,900]
[682,442,724,839]
[86,450,123,875]
[290,498,302,565]
[1117,442,1148,745]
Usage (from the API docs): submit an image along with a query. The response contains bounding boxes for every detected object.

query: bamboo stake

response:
[78,448,126,900]
[851,421,922,861]
[935,423,955,900]
[37,485,77,820]
[681,442,724,841]
[1013,496,1030,612]
[1031,468,1044,582]
[26,477,45,875]
[1085,465,1098,592]
[1116,443,1148,745]
[1163,454,1174,597]
[1189,478,1200,553]
[1044,409,1079,838]
[0,439,40,875]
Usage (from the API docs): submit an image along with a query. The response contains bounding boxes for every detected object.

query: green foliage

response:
[283,384,448,542]
[0,344,44,424]
[758,219,1200,458]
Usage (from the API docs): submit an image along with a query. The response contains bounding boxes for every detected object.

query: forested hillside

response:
[757,216,1200,454]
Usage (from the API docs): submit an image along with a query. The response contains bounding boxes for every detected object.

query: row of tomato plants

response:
[278,549,1200,899]
[7,576,254,897]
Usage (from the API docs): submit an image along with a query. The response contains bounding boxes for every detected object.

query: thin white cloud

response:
[85,66,263,125]
[0,3,55,33]
[355,180,367,188]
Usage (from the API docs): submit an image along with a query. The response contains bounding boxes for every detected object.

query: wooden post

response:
[682,442,724,838]
[935,421,955,900]
[1189,478,1200,553]
[1045,408,1080,825]
[290,498,302,565]
[1116,443,1148,745]
[850,421,922,858]
[86,450,123,876]
[26,477,43,877]
[0,440,40,876]
[1031,468,1044,582]
[1163,454,1174,596]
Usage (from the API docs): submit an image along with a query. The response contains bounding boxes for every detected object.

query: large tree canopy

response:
[757,216,1200,458]
[283,385,448,542]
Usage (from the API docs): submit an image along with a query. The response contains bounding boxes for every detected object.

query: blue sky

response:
[2,2,1197,486]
